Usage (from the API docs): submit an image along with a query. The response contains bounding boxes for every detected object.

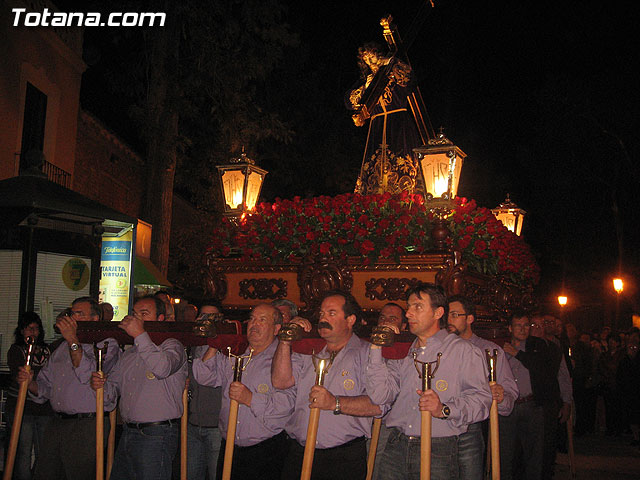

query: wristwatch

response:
[440,404,450,419]
[69,342,80,352]
[333,395,342,415]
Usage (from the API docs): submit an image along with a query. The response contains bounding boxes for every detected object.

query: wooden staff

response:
[3,338,35,480]
[366,417,382,480]
[413,352,441,480]
[181,386,188,480]
[107,409,116,480]
[95,342,109,480]
[567,403,576,480]
[420,361,432,480]
[485,349,500,480]
[222,348,253,480]
[301,354,333,480]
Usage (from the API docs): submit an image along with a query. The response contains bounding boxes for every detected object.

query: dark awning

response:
[0,174,136,234]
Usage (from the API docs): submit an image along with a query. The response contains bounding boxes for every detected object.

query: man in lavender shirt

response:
[19,296,120,480]
[366,283,492,480]
[446,295,519,478]
[92,295,187,480]
[272,290,384,480]
[192,303,294,480]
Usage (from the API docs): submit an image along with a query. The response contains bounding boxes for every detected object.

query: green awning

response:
[134,257,172,287]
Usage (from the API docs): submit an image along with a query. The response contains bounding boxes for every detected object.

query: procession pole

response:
[486,349,500,480]
[222,348,253,480]
[106,409,116,480]
[3,338,35,480]
[366,417,382,480]
[301,354,333,480]
[420,361,432,480]
[181,386,188,480]
[95,342,108,480]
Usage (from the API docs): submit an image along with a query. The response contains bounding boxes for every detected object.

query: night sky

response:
[71,1,639,327]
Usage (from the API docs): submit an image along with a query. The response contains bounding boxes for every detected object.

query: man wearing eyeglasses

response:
[501,311,550,480]
[447,295,519,478]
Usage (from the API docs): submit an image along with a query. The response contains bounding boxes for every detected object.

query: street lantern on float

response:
[558,295,568,306]
[613,278,624,294]
[413,128,466,201]
[216,150,267,222]
[492,194,526,236]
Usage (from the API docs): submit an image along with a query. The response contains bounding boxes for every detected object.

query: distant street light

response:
[558,295,568,306]
[492,194,526,236]
[613,278,624,294]
[217,149,267,223]
[613,277,624,331]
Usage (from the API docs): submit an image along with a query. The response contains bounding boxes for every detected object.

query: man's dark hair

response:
[508,309,529,325]
[405,283,447,309]
[72,296,102,320]
[14,311,46,345]
[405,283,447,327]
[383,302,407,324]
[321,290,363,326]
[447,295,476,319]
[198,299,223,312]
[136,295,166,319]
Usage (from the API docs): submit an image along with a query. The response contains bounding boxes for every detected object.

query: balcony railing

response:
[42,159,71,188]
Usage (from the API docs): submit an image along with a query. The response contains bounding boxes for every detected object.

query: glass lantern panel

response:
[245,171,264,210]
[419,152,451,197]
[221,170,245,210]
[449,152,463,198]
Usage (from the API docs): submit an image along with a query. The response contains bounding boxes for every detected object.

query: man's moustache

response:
[317,321,332,330]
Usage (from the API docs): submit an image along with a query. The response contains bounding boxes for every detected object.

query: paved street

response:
[555,432,640,479]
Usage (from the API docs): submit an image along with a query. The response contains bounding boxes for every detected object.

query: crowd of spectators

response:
[566,324,640,445]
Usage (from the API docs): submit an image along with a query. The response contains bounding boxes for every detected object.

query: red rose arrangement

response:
[208,193,539,286]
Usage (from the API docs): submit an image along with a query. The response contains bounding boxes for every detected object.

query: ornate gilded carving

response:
[435,251,466,296]
[297,258,353,309]
[364,277,420,300]
[238,278,287,300]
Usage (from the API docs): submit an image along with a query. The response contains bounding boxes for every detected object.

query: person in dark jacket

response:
[5,312,53,480]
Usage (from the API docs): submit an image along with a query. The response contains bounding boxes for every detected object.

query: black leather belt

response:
[125,418,180,429]
[56,412,100,419]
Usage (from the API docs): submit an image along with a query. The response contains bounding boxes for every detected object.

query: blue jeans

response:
[375,427,484,480]
[4,412,51,480]
[457,422,484,479]
[187,424,221,480]
[110,423,179,480]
